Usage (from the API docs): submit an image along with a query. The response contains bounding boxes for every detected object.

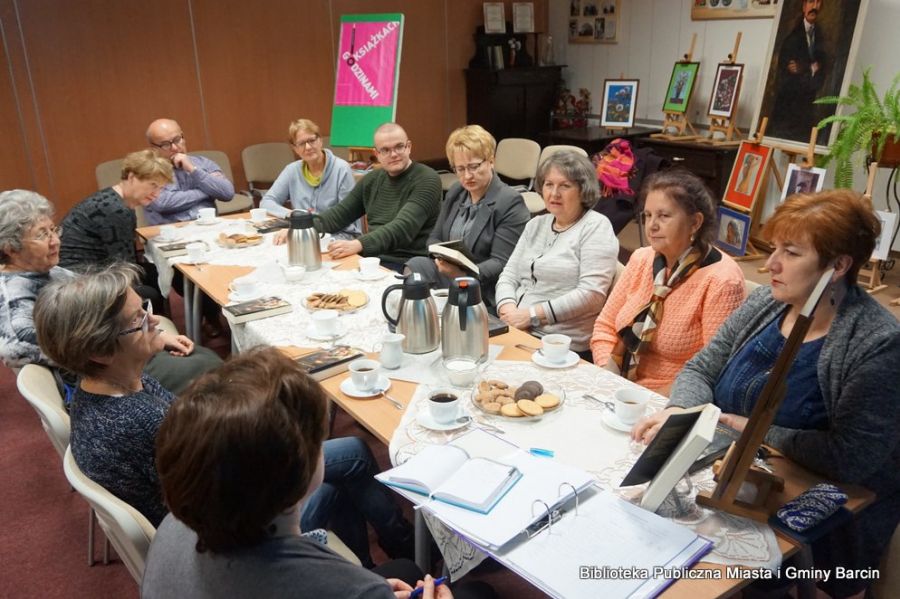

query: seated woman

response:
[495,150,619,357]
[633,190,900,599]
[590,169,745,393]
[144,348,496,599]
[59,149,173,312]
[265,118,359,240]
[405,125,528,312]
[34,264,413,565]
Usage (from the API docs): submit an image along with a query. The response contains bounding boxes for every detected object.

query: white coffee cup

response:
[428,388,461,424]
[158,224,178,241]
[250,208,268,223]
[311,309,339,336]
[443,356,478,387]
[198,207,216,222]
[541,333,571,363]
[377,332,405,369]
[319,234,334,252]
[349,359,381,391]
[614,388,650,426]
[186,242,206,263]
[283,265,306,282]
[359,256,381,276]
[230,276,258,299]
[431,289,449,314]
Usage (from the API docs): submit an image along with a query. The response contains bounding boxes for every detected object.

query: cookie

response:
[478,381,491,393]
[500,403,525,417]
[496,396,514,406]
[476,391,493,404]
[487,379,508,389]
[519,380,544,396]
[514,386,538,400]
[340,289,368,307]
[534,393,560,410]
[482,402,502,414]
[516,399,544,417]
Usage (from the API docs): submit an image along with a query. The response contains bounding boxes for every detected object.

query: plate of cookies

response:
[471,377,565,421]
[304,289,369,312]
[216,232,264,248]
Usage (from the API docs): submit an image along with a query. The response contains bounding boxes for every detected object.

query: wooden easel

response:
[604,72,632,137]
[700,33,744,147]
[727,119,770,262]
[696,270,834,522]
[858,162,889,294]
[652,34,700,141]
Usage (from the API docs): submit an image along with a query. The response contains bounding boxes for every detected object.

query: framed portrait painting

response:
[723,142,773,212]
[872,210,899,262]
[715,206,752,257]
[663,62,700,114]
[780,164,826,201]
[708,63,744,119]
[601,79,639,128]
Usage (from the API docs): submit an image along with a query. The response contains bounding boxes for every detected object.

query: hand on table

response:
[160,332,195,357]
[328,239,362,260]
[631,406,685,444]
[273,230,288,245]
[498,305,532,331]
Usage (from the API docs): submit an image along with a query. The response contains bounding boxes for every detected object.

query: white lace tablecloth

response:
[388,360,781,581]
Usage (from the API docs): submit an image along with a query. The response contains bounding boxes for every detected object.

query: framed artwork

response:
[568,0,619,44]
[483,2,506,34]
[692,0,778,20]
[512,3,534,33]
[708,63,744,119]
[780,164,826,201]
[752,0,869,150]
[715,206,752,257]
[872,210,898,262]
[723,142,773,212]
[600,79,639,128]
[662,62,700,114]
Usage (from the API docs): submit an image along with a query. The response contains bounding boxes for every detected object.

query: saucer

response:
[601,410,635,433]
[532,350,579,369]
[416,409,468,432]
[155,233,180,243]
[356,270,388,281]
[339,376,391,398]
[307,321,348,341]
[229,290,263,303]
[196,217,220,226]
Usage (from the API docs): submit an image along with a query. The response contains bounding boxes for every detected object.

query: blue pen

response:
[529,447,555,458]
[410,576,448,599]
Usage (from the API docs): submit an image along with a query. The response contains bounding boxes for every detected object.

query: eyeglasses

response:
[151,134,185,151]
[25,225,63,243]
[292,134,320,148]
[118,299,153,337]
[452,160,486,176]
[376,141,409,156]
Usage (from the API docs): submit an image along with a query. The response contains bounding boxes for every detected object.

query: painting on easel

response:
[716,206,752,257]
[662,62,700,114]
[708,63,744,119]
[601,79,639,128]
[723,142,773,212]
[780,163,826,201]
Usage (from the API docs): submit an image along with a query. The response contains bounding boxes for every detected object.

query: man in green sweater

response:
[320,123,441,270]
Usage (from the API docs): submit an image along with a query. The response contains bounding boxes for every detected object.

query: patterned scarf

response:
[594,138,635,198]
[616,246,706,380]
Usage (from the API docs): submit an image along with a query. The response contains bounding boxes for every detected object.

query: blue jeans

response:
[300,437,412,567]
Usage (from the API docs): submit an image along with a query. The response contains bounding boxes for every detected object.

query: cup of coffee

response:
[230,276,258,299]
[443,356,478,387]
[377,332,405,369]
[311,309,339,336]
[186,242,206,263]
[158,224,178,241]
[319,234,334,252]
[358,257,381,276]
[431,289,449,315]
[428,388,460,424]
[349,359,381,392]
[541,334,571,363]
[250,208,268,223]
[613,388,650,426]
[198,207,216,222]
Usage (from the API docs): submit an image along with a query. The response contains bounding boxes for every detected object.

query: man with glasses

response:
[314,123,441,271]
[143,118,235,225]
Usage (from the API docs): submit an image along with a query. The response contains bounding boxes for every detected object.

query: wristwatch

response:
[529,306,541,329]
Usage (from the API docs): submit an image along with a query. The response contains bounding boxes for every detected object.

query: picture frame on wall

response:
[708,63,744,119]
[483,2,506,34]
[723,142,773,212]
[715,206,752,257]
[662,62,700,114]
[780,164,827,201]
[600,79,639,128]
[692,0,778,21]
[512,3,534,33]
[568,0,619,44]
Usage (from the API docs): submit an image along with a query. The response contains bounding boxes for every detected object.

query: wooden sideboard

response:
[634,138,738,200]
[465,66,563,142]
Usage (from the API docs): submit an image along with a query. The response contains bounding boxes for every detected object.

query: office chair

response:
[241,142,295,199]
[494,138,541,190]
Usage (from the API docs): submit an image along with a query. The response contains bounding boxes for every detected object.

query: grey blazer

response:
[430,173,529,306]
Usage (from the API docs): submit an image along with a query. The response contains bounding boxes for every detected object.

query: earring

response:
[829,284,836,307]
[690,233,696,244]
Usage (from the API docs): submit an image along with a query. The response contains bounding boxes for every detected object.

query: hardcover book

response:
[429,240,480,275]
[294,346,365,381]
[156,240,191,257]
[222,296,292,324]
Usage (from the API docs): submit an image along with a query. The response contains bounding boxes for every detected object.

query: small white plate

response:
[339,376,392,398]
[532,350,579,369]
[195,217,220,226]
[601,410,634,433]
[228,290,263,303]
[356,270,389,281]
[155,233,180,243]
[416,409,468,432]
[307,321,348,341]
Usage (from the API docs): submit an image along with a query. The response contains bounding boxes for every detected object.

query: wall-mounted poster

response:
[569,0,619,44]
[662,62,700,114]
[753,0,869,150]
[601,79,639,128]
[723,141,773,212]
[708,63,744,119]
[692,0,778,20]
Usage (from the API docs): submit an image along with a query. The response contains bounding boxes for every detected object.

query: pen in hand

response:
[409,576,448,599]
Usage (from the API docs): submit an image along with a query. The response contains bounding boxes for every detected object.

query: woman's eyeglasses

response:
[118,299,153,336]
[25,226,63,243]
[453,160,486,176]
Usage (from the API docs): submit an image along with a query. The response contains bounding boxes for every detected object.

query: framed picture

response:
[512,3,534,33]
[715,206,752,257]
[872,210,898,262]
[752,0,869,150]
[483,2,506,34]
[600,79,639,128]
[780,164,827,201]
[723,142,773,212]
[568,0,619,44]
[708,63,744,119]
[692,0,778,20]
[662,62,700,114]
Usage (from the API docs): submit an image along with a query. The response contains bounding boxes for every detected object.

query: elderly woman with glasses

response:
[495,150,619,357]
[0,190,220,394]
[405,125,529,311]
[265,119,360,241]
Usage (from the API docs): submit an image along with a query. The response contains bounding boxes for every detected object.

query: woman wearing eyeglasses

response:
[404,126,529,312]
[266,119,360,240]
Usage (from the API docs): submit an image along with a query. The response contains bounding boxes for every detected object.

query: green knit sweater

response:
[315,162,441,264]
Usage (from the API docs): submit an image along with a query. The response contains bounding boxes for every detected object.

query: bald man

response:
[144,119,235,225]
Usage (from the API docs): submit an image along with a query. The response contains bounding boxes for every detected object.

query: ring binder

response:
[526,482,582,538]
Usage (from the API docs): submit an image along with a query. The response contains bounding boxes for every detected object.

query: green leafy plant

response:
[815,68,900,189]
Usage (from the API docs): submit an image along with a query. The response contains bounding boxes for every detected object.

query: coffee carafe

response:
[381,273,440,354]
[441,277,489,363]
[287,210,321,270]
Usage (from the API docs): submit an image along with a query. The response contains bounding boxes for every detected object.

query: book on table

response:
[429,240,480,275]
[156,240,192,257]
[222,297,292,324]
[294,346,365,381]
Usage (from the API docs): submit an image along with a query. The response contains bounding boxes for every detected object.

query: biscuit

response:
[516,399,544,417]
[476,391,493,404]
[495,388,514,398]
[534,393,560,410]
[514,386,538,400]
[482,402,502,414]
[478,381,491,393]
[496,396,514,406]
[487,379,508,389]
[519,380,544,396]
[500,403,524,417]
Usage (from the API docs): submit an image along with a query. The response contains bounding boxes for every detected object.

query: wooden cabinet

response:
[634,138,738,200]
[465,67,562,141]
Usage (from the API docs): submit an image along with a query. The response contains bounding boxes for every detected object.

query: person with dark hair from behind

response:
[143,347,497,599]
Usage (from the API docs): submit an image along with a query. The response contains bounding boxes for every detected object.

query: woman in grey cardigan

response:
[634,190,900,598]
[495,150,618,354]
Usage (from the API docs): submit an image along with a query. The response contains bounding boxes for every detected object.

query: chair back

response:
[63,448,156,584]
[95,159,148,227]
[321,136,351,161]
[190,150,253,214]
[494,138,541,186]
[744,278,761,296]
[520,190,545,215]
[608,261,626,295]
[241,142,294,196]
[16,364,70,459]
[538,145,588,166]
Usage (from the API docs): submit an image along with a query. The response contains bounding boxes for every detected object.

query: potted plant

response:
[815,68,900,189]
